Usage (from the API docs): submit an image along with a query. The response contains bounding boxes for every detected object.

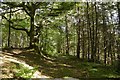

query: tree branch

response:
[2,2,31,17]
[2,15,30,36]
[23,7,31,16]
[2,2,23,7]
[0,8,23,16]
[34,2,41,9]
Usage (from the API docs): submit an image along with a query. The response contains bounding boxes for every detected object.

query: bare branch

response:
[22,2,31,16]
[2,2,23,7]
[2,15,30,36]
[34,2,41,9]
[0,8,23,16]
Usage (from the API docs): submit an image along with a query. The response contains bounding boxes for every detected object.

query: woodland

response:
[0,1,120,79]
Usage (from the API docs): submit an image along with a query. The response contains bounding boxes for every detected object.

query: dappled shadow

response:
[2,49,119,78]
[2,49,87,78]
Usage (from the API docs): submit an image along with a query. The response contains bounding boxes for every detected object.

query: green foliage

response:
[80,62,120,78]
[14,64,38,78]
[1,2,120,78]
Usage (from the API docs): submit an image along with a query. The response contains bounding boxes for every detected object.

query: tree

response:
[76,6,81,59]
[8,7,11,47]
[1,2,120,66]
[65,15,69,55]
[86,2,91,60]
[116,2,120,73]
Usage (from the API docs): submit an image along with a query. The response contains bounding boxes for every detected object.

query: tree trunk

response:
[116,2,120,73]
[117,2,120,58]
[82,21,85,59]
[95,2,98,62]
[76,11,81,58]
[102,3,107,65]
[8,7,11,48]
[29,16,35,48]
[65,15,69,55]
[77,25,81,59]
[86,2,90,60]
[91,3,95,62]
[14,32,17,48]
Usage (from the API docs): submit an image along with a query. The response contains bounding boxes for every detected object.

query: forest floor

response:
[0,48,120,79]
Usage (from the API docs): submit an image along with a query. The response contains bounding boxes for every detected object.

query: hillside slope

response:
[1,49,120,79]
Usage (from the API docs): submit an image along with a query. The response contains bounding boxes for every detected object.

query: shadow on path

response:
[2,49,87,78]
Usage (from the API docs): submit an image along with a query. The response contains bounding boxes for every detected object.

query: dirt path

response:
[1,49,81,79]
[1,49,120,79]
[1,49,50,78]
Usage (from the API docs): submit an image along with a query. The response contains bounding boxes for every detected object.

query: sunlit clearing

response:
[12,50,22,54]
[2,57,49,78]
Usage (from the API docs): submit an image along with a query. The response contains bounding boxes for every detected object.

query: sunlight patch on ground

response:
[0,56,3,78]
[89,68,98,72]
[103,74,120,78]
[3,52,14,56]
[0,54,50,78]
[47,60,54,64]
[59,63,72,67]
[63,77,79,80]
[0,56,4,65]
[0,56,5,67]
[26,49,34,51]
[5,58,49,78]
[12,50,22,54]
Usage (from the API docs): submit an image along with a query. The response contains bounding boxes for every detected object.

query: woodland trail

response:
[0,49,50,78]
[0,49,80,79]
[1,48,119,79]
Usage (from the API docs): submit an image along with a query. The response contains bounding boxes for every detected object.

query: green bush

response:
[14,64,38,78]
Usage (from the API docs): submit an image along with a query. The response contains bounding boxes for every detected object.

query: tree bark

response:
[8,7,11,47]
[82,21,85,59]
[95,2,98,62]
[91,3,95,62]
[102,3,107,65]
[86,2,90,60]
[76,7,81,59]
[116,2,120,73]
[29,16,35,48]
[65,15,69,55]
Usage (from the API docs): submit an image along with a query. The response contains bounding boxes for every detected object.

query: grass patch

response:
[13,64,38,78]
